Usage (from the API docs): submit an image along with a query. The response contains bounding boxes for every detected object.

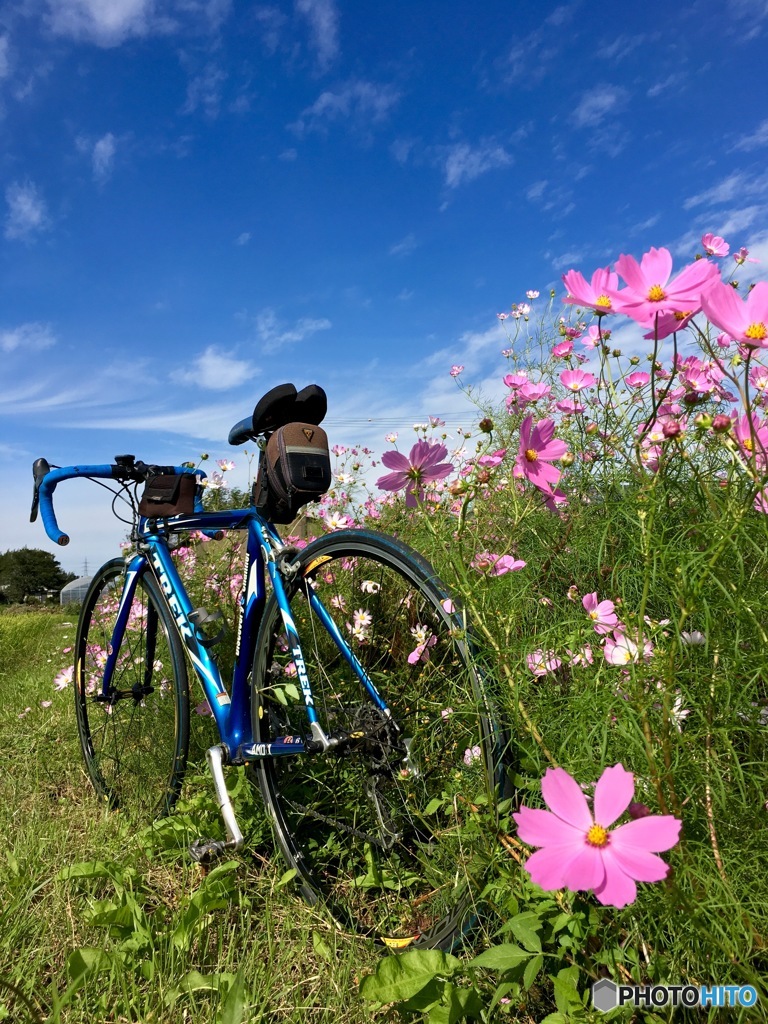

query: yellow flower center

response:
[743,437,754,452]
[674,310,692,321]
[596,294,612,309]
[647,284,666,302]
[586,823,609,847]
[745,322,768,341]
[525,448,539,463]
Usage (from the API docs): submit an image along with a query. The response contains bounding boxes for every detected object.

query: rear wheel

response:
[74,559,190,820]
[252,530,508,949]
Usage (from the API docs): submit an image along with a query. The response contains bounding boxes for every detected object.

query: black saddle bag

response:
[253,423,332,523]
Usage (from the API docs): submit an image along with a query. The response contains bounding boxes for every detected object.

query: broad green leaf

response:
[360,950,461,1005]
[523,953,543,990]
[220,968,247,1024]
[467,943,531,971]
[276,867,297,888]
[67,948,111,985]
[507,913,542,952]
[165,970,235,1007]
[312,930,333,962]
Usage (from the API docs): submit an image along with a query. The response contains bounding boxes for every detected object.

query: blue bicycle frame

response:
[37,463,390,763]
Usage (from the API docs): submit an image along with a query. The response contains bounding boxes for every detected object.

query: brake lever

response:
[30,458,51,522]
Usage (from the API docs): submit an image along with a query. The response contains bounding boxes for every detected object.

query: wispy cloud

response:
[646,72,686,99]
[494,4,578,87]
[254,309,332,353]
[45,0,232,47]
[683,171,768,210]
[170,346,258,390]
[182,63,227,118]
[596,33,647,62]
[0,34,10,80]
[295,0,339,71]
[733,118,768,152]
[77,132,118,182]
[46,0,161,46]
[4,180,48,241]
[572,84,628,129]
[389,233,417,257]
[235,231,251,245]
[440,141,512,189]
[0,321,56,353]
[289,79,401,135]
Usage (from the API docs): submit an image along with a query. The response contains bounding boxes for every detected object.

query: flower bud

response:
[612,348,622,358]
[683,392,703,406]
[712,414,732,433]
[448,479,468,496]
[662,419,682,439]
[628,802,651,819]
[478,417,494,433]
[475,468,491,484]
[560,452,575,467]
[694,412,712,429]
[585,421,599,435]
[629,356,640,365]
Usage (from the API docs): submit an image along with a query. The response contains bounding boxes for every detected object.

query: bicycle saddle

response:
[228,383,327,446]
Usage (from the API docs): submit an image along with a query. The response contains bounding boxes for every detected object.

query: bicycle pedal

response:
[188,838,234,865]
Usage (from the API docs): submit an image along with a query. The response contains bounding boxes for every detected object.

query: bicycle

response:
[31,383,509,950]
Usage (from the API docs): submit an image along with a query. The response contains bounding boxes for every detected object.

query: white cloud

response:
[733,118,768,152]
[92,132,117,181]
[0,35,10,79]
[46,0,160,46]
[572,85,628,129]
[45,0,231,46]
[182,63,227,117]
[441,141,512,189]
[170,345,258,390]
[254,308,332,353]
[0,322,56,353]
[289,79,401,135]
[295,0,339,70]
[389,233,417,257]
[684,172,768,210]
[235,231,251,245]
[4,180,48,241]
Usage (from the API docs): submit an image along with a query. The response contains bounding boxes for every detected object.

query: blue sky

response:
[2,0,768,574]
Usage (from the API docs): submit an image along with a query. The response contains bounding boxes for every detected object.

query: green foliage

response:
[0,547,75,603]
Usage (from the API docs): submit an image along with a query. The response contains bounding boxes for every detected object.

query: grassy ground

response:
[0,608,381,1024]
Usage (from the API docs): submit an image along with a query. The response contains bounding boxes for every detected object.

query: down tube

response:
[306,588,388,713]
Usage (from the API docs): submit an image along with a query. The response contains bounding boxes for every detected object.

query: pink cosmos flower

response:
[733,413,768,468]
[514,416,567,496]
[734,247,759,266]
[700,279,768,349]
[608,247,719,326]
[376,440,453,507]
[642,309,698,340]
[513,764,682,908]
[560,369,596,393]
[552,339,574,358]
[581,325,611,349]
[449,364,464,377]
[603,630,653,665]
[625,371,650,388]
[562,266,619,315]
[701,233,729,258]
[527,650,562,677]
[582,592,619,635]
[471,551,526,575]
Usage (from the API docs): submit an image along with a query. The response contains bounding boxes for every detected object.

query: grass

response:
[0,609,380,1024]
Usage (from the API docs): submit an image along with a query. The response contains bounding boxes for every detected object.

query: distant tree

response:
[0,548,76,603]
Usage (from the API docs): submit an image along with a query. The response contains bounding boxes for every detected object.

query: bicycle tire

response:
[74,558,190,820]
[252,529,509,949]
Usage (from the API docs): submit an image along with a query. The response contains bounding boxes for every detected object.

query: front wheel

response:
[252,530,509,949]
[74,559,190,820]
